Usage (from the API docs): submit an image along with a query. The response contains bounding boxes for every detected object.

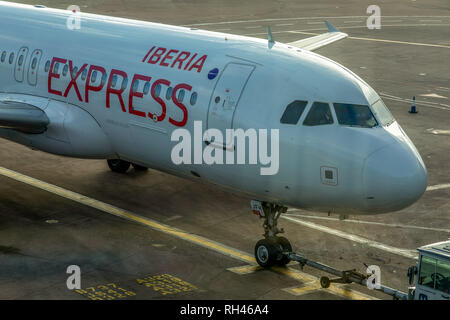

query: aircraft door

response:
[206,63,255,147]
[14,47,29,82]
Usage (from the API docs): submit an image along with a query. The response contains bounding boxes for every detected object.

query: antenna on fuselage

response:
[266,26,275,49]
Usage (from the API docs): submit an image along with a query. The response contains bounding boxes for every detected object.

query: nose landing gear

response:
[107,159,148,173]
[251,200,291,267]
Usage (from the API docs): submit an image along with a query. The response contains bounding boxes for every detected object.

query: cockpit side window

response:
[280,100,308,125]
[303,102,333,126]
[371,99,394,126]
[333,103,378,128]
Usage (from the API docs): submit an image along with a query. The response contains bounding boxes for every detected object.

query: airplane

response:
[0,2,427,267]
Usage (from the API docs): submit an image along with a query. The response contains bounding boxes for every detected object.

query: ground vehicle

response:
[408,240,450,300]
[285,240,450,300]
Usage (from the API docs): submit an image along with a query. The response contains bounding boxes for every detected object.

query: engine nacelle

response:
[0,95,113,159]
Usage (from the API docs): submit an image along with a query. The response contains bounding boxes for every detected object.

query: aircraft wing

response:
[287,20,348,51]
[0,100,49,134]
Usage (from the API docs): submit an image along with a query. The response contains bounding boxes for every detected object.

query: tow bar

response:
[287,251,409,300]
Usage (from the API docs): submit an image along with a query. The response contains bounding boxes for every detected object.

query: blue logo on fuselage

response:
[208,68,219,80]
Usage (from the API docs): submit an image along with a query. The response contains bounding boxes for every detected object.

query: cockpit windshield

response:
[371,99,395,126]
[333,103,378,128]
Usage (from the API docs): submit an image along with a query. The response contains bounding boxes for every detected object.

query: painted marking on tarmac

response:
[240,24,450,50]
[273,266,374,300]
[76,283,136,300]
[0,166,374,300]
[284,212,450,234]
[227,265,262,275]
[282,216,418,260]
[183,15,450,27]
[380,93,450,111]
[282,28,450,49]
[426,128,450,136]
[419,93,448,99]
[283,282,320,296]
[347,34,450,49]
[136,274,197,296]
[189,18,450,51]
[0,166,255,264]
[228,264,375,300]
[276,23,294,27]
[283,281,373,300]
[427,183,450,191]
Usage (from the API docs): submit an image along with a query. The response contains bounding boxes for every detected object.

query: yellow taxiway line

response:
[0,166,375,300]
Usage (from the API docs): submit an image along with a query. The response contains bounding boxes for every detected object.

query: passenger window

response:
[143,82,150,95]
[101,73,107,86]
[334,103,378,128]
[177,89,185,102]
[132,79,139,92]
[9,52,14,64]
[18,55,24,66]
[111,75,118,87]
[1,51,6,62]
[280,100,308,125]
[303,102,333,126]
[154,84,161,97]
[81,69,87,81]
[31,57,37,69]
[91,70,98,83]
[121,77,128,90]
[72,66,78,78]
[190,92,197,105]
[166,87,173,100]
[62,64,68,76]
[44,60,50,72]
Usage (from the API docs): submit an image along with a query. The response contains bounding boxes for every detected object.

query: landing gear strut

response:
[251,200,291,267]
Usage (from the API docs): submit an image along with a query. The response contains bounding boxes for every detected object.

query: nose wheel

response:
[107,159,148,173]
[107,159,131,173]
[251,201,291,267]
[255,236,292,267]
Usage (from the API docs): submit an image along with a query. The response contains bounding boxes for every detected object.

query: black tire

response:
[320,276,331,288]
[255,238,280,268]
[275,236,292,266]
[107,159,131,173]
[132,163,148,171]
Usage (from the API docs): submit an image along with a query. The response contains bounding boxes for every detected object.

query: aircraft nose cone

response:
[363,142,427,213]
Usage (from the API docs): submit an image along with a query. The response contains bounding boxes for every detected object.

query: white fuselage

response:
[0,2,427,215]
